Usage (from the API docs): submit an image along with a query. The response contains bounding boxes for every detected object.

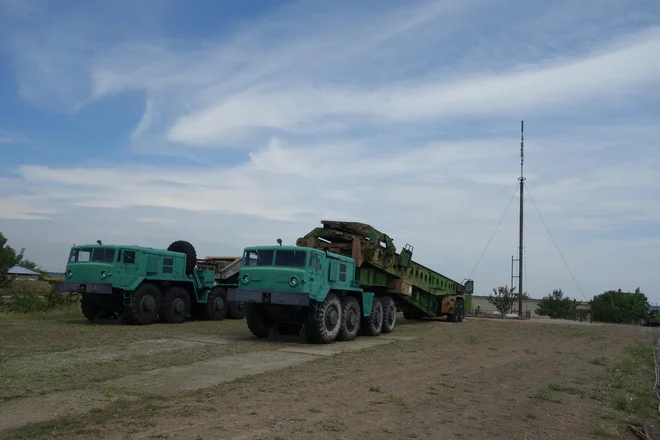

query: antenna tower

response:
[517,121,525,319]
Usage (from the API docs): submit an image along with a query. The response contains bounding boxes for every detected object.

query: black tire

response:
[337,295,361,341]
[160,286,191,324]
[447,300,459,322]
[306,292,342,344]
[380,296,397,334]
[403,310,423,320]
[80,295,104,322]
[275,322,304,336]
[192,286,227,321]
[361,299,383,336]
[456,300,465,322]
[246,303,273,338]
[167,240,197,275]
[124,283,161,325]
[226,301,246,319]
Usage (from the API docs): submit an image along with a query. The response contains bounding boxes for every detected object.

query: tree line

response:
[486,282,653,324]
[0,232,47,287]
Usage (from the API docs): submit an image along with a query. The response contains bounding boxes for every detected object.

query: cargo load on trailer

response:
[297,221,474,321]
[228,220,473,344]
[55,240,245,325]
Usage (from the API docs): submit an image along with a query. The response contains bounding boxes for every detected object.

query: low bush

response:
[3,284,78,315]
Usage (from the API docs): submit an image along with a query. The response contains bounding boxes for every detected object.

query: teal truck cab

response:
[55,240,239,325]
[227,243,388,344]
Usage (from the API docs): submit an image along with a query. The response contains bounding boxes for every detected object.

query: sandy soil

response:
[0,313,658,440]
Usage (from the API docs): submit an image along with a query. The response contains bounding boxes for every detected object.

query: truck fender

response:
[312,285,332,303]
[126,276,148,292]
[360,292,374,317]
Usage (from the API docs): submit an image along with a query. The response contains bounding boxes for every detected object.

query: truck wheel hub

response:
[326,307,338,327]
[348,311,357,328]
[141,296,155,312]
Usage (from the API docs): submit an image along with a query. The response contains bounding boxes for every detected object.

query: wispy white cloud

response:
[130,97,153,141]
[0,129,14,143]
[0,195,56,220]
[165,27,660,147]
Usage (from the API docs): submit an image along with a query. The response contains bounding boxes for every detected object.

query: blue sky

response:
[1,0,659,303]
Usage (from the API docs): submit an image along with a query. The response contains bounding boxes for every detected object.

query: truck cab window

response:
[123,251,136,264]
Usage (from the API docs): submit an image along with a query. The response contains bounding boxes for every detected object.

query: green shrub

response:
[44,285,77,310]
[5,285,78,315]
[7,289,48,314]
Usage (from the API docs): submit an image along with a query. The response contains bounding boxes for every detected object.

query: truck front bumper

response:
[227,289,309,307]
[55,281,113,295]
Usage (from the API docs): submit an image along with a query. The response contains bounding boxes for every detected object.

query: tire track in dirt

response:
[3,338,223,371]
[79,319,655,440]
[0,335,403,432]
[0,390,139,431]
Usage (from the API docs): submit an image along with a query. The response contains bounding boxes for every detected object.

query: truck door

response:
[119,249,139,286]
[308,251,326,296]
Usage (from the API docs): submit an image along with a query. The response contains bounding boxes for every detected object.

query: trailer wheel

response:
[194,286,227,321]
[124,283,162,325]
[307,292,342,344]
[380,296,397,333]
[275,322,304,336]
[246,303,273,338]
[456,300,465,322]
[361,299,383,337]
[403,310,423,320]
[167,240,197,275]
[337,296,360,341]
[226,301,246,319]
[160,286,191,324]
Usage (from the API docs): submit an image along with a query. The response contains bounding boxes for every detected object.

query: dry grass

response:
[1,313,658,440]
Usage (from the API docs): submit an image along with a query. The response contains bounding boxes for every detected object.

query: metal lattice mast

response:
[518,121,526,319]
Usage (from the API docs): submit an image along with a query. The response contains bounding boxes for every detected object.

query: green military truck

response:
[55,240,244,325]
[228,220,474,344]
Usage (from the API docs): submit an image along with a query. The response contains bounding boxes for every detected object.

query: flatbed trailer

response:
[197,256,246,319]
[296,220,473,321]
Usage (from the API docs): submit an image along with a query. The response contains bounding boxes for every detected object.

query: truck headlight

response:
[101,271,107,279]
[289,276,298,286]
[67,270,72,278]
[242,274,250,284]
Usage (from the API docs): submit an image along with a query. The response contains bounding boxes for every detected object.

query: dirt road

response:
[0,311,657,440]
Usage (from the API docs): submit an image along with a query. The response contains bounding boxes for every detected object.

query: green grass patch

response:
[318,419,341,432]
[466,334,480,344]
[592,343,656,426]
[547,383,582,395]
[533,388,562,403]
[592,424,618,437]
[1,396,162,439]
[387,394,407,407]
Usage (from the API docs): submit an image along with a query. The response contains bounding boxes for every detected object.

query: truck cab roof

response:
[245,245,352,262]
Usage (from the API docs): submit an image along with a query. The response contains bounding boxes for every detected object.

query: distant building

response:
[470,294,591,320]
[7,266,40,281]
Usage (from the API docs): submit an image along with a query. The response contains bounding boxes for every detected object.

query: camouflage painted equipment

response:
[197,256,242,281]
[55,240,245,325]
[296,220,473,320]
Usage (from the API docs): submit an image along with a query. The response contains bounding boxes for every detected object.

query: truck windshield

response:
[274,249,307,267]
[244,249,274,266]
[70,247,116,263]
